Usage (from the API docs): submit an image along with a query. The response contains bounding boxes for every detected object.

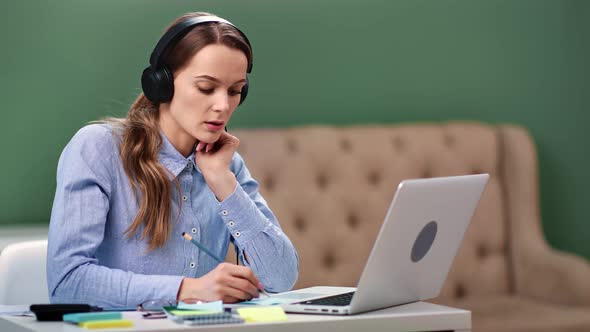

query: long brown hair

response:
[106,12,252,250]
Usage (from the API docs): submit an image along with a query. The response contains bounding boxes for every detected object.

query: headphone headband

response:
[142,15,253,104]
[149,15,253,73]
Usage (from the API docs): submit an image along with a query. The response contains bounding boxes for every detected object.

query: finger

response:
[222,295,241,304]
[196,142,204,152]
[217,263,261,296]
[220,283,254,301]
[227,275,259,298]
[217,131,240,146]
[226,265,261,290]
[223,130,238,140]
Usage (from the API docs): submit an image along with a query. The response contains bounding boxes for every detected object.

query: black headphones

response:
[141,15,253,105]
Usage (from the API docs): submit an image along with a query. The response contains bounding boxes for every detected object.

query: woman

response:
[47,12,299,309]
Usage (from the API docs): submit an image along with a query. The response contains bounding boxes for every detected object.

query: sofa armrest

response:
[517,242,590,306]
[499,125,590,306]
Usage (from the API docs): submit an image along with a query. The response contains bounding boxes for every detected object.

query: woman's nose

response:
[213,92,230,113]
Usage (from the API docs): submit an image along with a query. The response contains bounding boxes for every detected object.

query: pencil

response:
[181,232,223,263]
[180,232,270,298]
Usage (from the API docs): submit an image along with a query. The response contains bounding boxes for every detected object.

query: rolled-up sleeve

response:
[218,153,299,292]
[46,125,183,308]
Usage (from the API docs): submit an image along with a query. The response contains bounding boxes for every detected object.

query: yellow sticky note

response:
[169,310,220,316]
[237,306,288,323]
[79,319,134,329]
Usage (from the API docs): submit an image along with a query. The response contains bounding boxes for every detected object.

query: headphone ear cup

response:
[239,76,249,105]
[141,66,159,102]
[141,66,174,103]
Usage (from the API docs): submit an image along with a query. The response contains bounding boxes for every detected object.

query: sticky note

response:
[237,306,288,323]
[79,319,133,329]
[177,300,223,312]
[169,310,220,316]
[63,312,122,323]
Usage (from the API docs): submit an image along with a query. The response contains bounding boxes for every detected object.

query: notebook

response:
[163,306,244,325]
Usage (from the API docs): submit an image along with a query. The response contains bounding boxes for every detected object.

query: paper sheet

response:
[237,292,319,305]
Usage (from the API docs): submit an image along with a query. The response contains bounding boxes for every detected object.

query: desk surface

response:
[1,301,470,332]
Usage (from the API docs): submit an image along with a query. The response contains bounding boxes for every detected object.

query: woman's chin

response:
[195,132,221,144]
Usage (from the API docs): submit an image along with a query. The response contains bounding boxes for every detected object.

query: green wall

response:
[1,0,588,259]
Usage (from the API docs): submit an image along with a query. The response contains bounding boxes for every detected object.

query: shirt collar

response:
[158,131,199,177]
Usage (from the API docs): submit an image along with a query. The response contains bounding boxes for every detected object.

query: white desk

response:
[0,301,470,332]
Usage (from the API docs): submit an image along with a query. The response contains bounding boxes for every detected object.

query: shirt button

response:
[221,210,229,216]
[189,262,196,268]
[182,195,188,201]
[234,231,241,238]
[228,221,235,227]
[185,163,191,170]
[191,228,197,234]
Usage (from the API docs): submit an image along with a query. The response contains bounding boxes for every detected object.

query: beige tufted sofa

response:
[228,122,590,332]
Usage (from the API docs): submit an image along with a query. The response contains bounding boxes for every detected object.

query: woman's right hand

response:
[177,263,263,303]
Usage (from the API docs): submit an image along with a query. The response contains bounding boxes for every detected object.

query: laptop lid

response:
[348,174,489,314]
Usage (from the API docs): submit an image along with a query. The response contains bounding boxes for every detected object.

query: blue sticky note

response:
[177,300,223,312]
[63,312,122,323]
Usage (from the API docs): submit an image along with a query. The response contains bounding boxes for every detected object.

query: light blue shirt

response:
[47,124,299,308]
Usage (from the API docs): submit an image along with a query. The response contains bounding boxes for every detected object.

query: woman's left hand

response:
[195,131,240,201]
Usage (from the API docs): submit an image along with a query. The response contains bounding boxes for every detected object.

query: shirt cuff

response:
[127,273,184,307]
[218,184,267,245]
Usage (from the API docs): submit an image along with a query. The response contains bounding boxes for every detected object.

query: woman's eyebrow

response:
[194,75,246,85]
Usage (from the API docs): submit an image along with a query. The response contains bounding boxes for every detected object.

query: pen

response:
[181,232,270,298]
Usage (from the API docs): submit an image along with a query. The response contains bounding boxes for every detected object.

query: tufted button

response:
[323,252,337,269]
[477,244,488,259]
[347,213,359,229]
[294,216,306,232]
[443,133,455,148]
[501,245,508,256]
[454,284,466,299]
[392,136,405,151]
[286,139,298,153]
[264,176,275,192]
[316,173,328,190]
[367,171,380,186]
[340,139,352,152]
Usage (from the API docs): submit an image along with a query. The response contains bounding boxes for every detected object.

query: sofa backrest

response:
[232,122,514,302]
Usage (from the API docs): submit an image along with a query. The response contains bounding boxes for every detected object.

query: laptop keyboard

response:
[295,291,355,306]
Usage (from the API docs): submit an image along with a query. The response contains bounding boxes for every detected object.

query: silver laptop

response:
[281,174,489,315]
